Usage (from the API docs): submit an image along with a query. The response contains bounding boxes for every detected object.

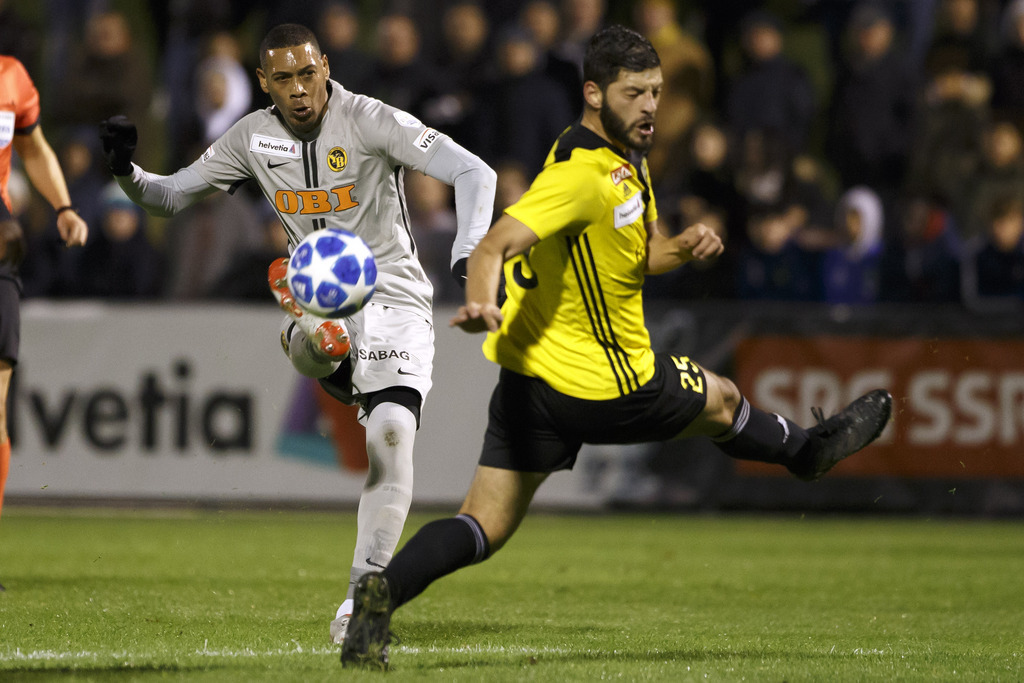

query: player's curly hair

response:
[583,25,660,90]
[259,24,321,69]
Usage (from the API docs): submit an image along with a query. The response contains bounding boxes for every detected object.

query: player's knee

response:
[704,371,742,429]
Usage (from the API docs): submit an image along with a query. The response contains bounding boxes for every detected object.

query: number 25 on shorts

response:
[671,355,704,394]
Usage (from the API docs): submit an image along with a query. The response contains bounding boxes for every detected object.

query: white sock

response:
[281,316,340,378]
[346,402,416,599]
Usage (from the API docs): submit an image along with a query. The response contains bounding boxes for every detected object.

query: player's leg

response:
[342,368,564,668]
[388,464,546,606]
[679,364,891,480]
[0,361,11,520]
[0,271,19,593]
[0,271,19,541]
[329,391,418,644]
[341,465,547,669]
[330,304,433,644]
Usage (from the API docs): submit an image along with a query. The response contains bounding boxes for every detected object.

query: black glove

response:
[451,257,468,288]
[0,218,25,267]
[99,115,138,176]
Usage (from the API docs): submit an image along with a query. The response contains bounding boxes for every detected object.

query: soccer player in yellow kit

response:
[341,25,892,669]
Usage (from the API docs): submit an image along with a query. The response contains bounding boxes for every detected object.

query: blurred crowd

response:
[3,0,1024,310]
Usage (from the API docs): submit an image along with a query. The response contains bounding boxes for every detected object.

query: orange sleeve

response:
[4,56,39,132]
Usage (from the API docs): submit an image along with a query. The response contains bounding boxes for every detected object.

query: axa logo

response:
[274,184,359,214]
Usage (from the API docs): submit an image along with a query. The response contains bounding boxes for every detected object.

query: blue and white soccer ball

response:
[286,228,377,318]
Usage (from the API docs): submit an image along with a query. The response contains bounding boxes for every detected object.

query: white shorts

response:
[346,301,434,404]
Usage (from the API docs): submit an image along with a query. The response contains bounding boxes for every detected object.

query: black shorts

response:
[0,268,21,365]
[479,353,709,473]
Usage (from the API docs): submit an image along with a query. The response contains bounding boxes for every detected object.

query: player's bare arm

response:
[450,214,538,333]
[13,126,88,246]
[644,221,723,274]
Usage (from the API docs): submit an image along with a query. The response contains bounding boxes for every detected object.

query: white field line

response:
[1,642,573,664]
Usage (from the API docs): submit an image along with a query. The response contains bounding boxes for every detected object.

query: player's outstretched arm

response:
[450,214,537,333]
[421,138,497,288]
[645,221,723,275]
[99,116,218,218]
[13,126,88,247]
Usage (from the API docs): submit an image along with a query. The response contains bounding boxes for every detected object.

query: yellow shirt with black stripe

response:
[483,124,658,400]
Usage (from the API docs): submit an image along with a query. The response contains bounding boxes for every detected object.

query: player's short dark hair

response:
[583,25,660,91]
[259,23,321,69]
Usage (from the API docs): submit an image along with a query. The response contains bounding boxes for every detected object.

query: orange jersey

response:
[0,55,40,212]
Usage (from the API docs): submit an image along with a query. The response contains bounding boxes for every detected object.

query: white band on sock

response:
[712,397,750,443]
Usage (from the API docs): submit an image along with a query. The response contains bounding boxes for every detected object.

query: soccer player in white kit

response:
[99,24,496,643]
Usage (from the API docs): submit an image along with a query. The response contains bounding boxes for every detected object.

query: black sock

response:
[382,513,490,610]
[713,397,810,468]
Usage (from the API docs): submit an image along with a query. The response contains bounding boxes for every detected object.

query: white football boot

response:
[268,257,351,361]
[330,598,354,644]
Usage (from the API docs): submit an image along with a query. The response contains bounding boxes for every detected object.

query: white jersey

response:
[190,80,448,318]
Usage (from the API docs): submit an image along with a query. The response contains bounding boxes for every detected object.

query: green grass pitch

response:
[1,508,1022,681]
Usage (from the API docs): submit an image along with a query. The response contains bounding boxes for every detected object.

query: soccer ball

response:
[286,228,377,318]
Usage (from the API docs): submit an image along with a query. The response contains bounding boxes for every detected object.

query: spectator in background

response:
[726,10,816,154]
[822,186,885,304]
[644,206,735,301]
[883,194,964,302]
[0,0,38,69]
[208,205,289,301]
[76,182,161,299]
[365,13,442,123]
[677,120,742,240]
[961,196,1024,307]
[422,1,493,142]
[161,184,263,299]
[470,27,573,175]
[158,0,240,173]
[492,160,530,220]
[405,170,459,303]
[318,1,373,96]
[924,0,997,78]
[733,127,831,251]
[826,2,916,194]
[53,12,153,145]
[175,32,252,169]
[520,0,583,117]
[20,128,107,298]
[964,119,1024,239]
[633,0,714,186]
[989,0,1024,130]
[906,4,992,215]
[735,207,821,301]
[555,0,606,75]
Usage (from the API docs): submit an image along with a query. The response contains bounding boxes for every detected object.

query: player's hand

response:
[99,115,138,176]
[677,222,723,262]
[0,218,25,266]
[450,301,503,333]
[56,209,88,247]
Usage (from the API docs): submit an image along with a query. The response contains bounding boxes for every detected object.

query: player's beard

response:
[600,100,653,153]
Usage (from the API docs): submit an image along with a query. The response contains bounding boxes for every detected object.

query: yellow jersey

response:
[483,123,659,400]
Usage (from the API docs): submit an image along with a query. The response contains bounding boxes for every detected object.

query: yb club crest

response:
[327,146,348,172]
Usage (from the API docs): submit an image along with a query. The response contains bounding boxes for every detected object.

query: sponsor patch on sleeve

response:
[393,110,422,128]
[613,194,644,229]
[0,111,15,148]
[413,128,441,153]
[200,145,215,163]
[610,163,632,185]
